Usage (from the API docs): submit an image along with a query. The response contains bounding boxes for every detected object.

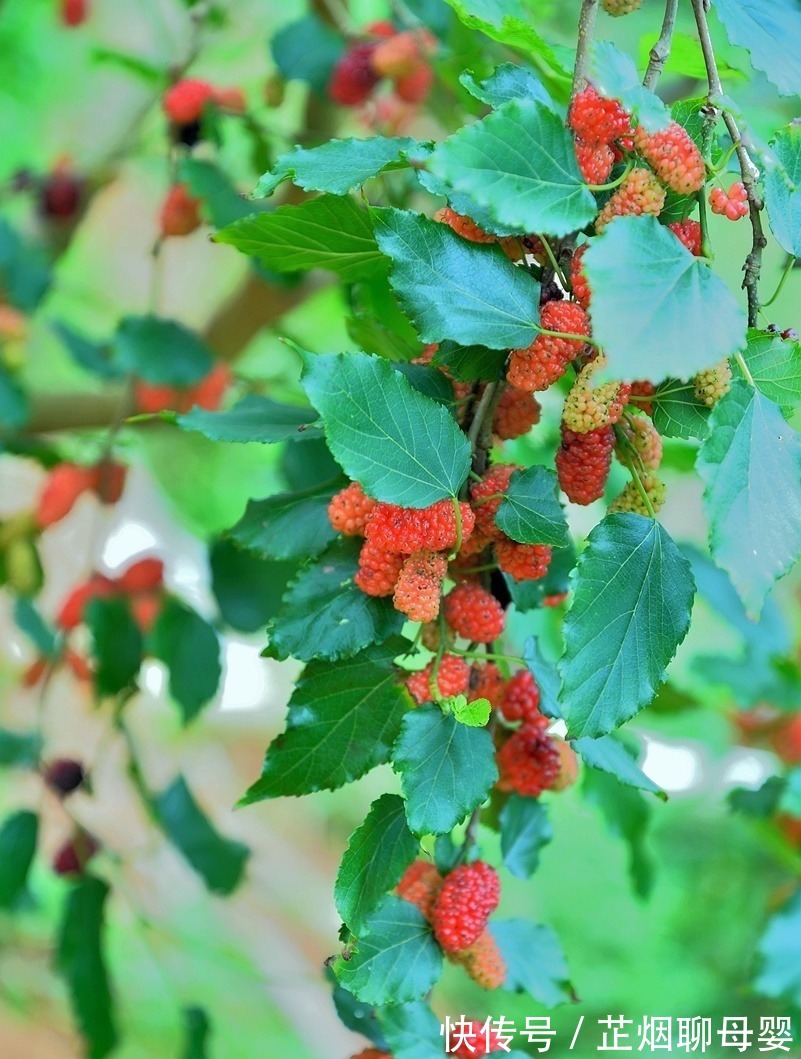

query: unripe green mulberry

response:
[617,414,663,471]
[609,474,666,515]
[563,356,631,433]
[694,359,732,407]
[602,0,644,14]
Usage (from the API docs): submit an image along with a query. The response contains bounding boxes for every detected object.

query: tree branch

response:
[691,0,766,327]
[571,0,599,101]
[643,0,678,90]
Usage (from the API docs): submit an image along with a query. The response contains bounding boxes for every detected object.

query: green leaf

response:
[491,919,572,1007]
[523,636,562,719]
[460,63,553,109]
[374,209,540,350]
[149,599,221,723]
[428,100,596,237]
[697,382,801,616]
[53,323,123,380]
[255,136,419,198]
[264,539,405,663]
[779,769,801,818]
[335,794,418,935]
[379,1001,444,1059]
[177,394,321,444]
[209,538,298,633]
[334,896,443,1005]
[0,728,42,768]
[584,216,747,381]
[241,638,409,804]
[764,125,801,255]
[729,776,785,817]
[271,14,344,93]
[651,379,710,440]
[393,362,454,406]
[713,0,801,98]
[178,158,254,228]
[392,706,497,836]
[0,365,29,430]
[583,768,654,899]
[0,219,52,311]
[216,196,387,281]
[181,1007,211,1059]
[500,796,552,878]
[443,0,571,92]
[560,514,695,738]
[508,542,576,615]
[301,350,471,506]
[0,811,38,908]
[740,328,801,408]
[432,341,507,381]
[589,41,670,132]
[682,542,789,657]
[86,597,144,697]
[451,694,491,727]
[229,481,340,561]
[573,735,664,797]
[495,466,570,547]
[330,975,388,1047]
[14,597,58,657]
[155,777,249,895]
[56,876,118,1059]
[755,887,801,1006]
[114,315,214,386]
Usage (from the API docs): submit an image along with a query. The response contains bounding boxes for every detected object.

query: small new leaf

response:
[450,694,491,727]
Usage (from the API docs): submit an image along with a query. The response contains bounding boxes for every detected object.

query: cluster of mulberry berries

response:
[327,458,556,637]
[329,23,437,110]
[396,859,507,991]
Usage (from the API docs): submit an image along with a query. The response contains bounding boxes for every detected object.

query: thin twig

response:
[691,0,767,328]
[643,0,679,90]
[571,0,599,100]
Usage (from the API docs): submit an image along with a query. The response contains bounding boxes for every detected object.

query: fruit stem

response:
[587,162,633,193]
[449,496,464,558]
[537,327,595,345]
[539,235,569,290]
[733,351,756,387]
[762,255,796,309]
[615,422,656,518]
